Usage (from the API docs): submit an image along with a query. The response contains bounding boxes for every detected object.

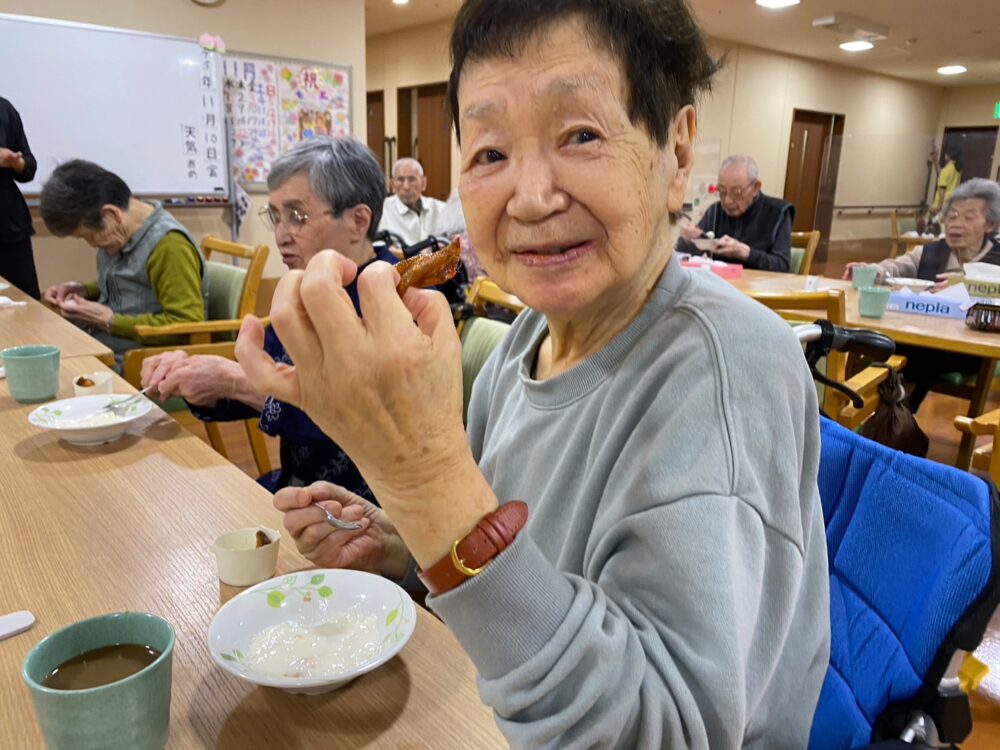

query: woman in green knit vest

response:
[38,159,207,369]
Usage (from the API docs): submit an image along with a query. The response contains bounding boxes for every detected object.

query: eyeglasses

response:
[259,206,335,233]
[717,182,756,201]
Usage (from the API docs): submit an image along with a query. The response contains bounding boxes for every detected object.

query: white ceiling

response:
[365,0,1000,86]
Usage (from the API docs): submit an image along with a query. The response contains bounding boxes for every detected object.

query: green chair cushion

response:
[790,246,805,275]
[206,260,247,321]
[159,396,189,413]
[460,317,511,423]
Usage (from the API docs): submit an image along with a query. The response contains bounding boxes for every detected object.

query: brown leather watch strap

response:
[417,501,528,596]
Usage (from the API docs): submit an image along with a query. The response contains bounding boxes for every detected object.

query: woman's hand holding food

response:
[236,250,498,569]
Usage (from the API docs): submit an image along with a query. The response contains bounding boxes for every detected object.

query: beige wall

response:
[366,23,953,242]
[1,0,367,289]
[366,20,461,190]
[699,42,946,241]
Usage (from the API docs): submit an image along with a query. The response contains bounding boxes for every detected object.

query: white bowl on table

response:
[207,568,417,695]
[885,277,934,292]
[27,394,152,445]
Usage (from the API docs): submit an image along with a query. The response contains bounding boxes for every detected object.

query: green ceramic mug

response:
[858,286,891,319]
[1,345,60,403]
[21,612,174,750]
[851,265,879,289]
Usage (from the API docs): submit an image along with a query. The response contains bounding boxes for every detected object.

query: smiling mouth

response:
[511,241,592,266]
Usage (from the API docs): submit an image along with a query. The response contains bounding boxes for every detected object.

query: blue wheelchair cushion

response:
[808,418,997,750]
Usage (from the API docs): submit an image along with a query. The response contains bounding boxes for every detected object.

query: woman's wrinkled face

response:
[71,207,131,255]
[456,19,688,318]
[945,198,997,253]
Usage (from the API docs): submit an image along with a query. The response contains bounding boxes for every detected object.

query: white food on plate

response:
[245,605,383,679]
[52,410,125,428]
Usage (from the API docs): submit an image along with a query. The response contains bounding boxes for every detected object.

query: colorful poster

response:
[223,56,280,187]
[276,63,351,150]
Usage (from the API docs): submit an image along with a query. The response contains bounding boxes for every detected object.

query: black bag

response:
[859,367,929,457]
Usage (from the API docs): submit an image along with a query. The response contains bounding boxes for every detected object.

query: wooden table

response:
[0,358,504,749]
[0,276,113,364]
[733,270,1000,465]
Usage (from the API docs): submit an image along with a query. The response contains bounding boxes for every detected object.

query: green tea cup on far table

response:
[851,265,879,289]
[1,345,60,403]
[21,612,175,750]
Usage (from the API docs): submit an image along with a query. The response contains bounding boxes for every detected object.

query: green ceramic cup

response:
[851,265,879,289]
[859,286,891,319]
[21,612,174,750]
[1,345,60,403]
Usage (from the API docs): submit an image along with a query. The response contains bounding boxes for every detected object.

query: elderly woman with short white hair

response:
[238,1,831,746]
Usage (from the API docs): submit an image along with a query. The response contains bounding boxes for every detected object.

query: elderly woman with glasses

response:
[141,137,397,497]
[844,178,1000,411]
[237,0,831,746]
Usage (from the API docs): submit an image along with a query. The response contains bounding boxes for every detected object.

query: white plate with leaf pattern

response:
[28,394,153,445]
[207,568,416,694]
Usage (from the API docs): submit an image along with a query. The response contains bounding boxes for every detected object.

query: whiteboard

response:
[0,13,228,197]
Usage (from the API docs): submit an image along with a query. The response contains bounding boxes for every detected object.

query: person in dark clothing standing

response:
[678,154,795,272]
[0,97,40,298]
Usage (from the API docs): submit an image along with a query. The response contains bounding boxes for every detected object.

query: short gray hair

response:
[392,157,424,178]
[267,137,386,241]
[945,178,1000,225]
[720,155,760,183]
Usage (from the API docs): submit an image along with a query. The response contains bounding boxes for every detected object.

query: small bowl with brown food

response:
[212,527,281,587]
[72,372,113,397]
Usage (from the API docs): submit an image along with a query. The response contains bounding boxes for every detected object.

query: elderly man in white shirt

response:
[378,158,452,247]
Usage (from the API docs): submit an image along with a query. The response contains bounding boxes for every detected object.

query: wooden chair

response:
[745,289,906,428]
[890,209,919,258]
[789,230,821,276]
[121,342,273,478]
[954,410,1000,485]
[457,278,525,337]
[132,235,269,344]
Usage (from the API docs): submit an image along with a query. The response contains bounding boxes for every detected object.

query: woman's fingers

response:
[236,316,302,406]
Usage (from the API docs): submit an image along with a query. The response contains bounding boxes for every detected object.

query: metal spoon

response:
[312,502,363,531]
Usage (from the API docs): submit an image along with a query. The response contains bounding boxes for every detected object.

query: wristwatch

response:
[417,501,528,596]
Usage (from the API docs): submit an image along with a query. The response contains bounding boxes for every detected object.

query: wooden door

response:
[366,90,385,171]
[397,88,413,161]
[942,126,998,180]
[415,83,451,201]
[784,110,833,233]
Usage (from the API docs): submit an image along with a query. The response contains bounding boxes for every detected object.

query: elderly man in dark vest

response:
[678,155,795,272]
[39,160,207,371]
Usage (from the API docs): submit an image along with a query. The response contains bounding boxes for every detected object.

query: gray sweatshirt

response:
[429,255,830,749]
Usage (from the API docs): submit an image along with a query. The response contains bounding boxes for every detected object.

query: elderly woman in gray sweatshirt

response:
[236,1,830,747]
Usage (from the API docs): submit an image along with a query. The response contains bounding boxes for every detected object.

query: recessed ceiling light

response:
[392,0,409,5]
[937,65,968,76]
[756,0,800,8]
[840,40,874,52]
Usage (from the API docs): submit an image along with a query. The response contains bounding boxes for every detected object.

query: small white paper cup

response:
[73,372,113,397]
[212,527,281,587]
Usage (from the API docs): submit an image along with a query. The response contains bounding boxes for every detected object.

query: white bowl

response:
[28,394,153,445]
[207,569,417,695]
[212,527,281,586]
[886,277,934,292]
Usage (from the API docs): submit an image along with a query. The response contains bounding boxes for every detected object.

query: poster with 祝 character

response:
[277,63,351,149]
